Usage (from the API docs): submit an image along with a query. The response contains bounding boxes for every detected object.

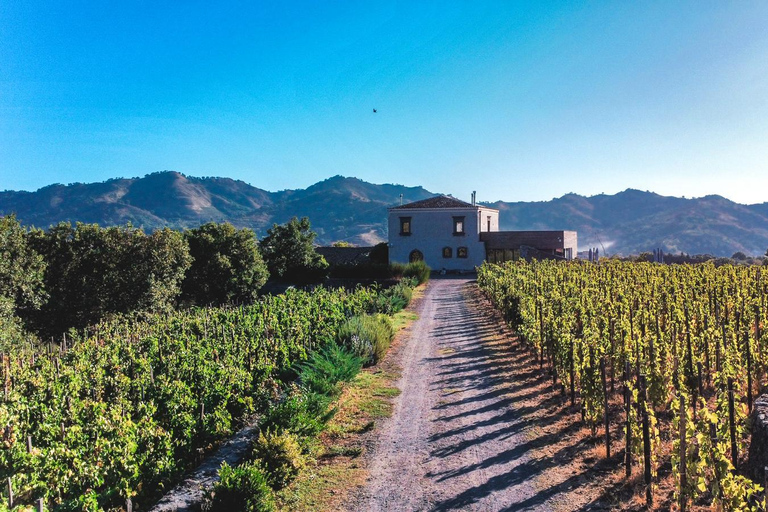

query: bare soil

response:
[345,277,637,512]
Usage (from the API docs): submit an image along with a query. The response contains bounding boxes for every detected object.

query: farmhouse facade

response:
[388,195,576,271]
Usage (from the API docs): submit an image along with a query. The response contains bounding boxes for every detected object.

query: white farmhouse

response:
[388,195,576,271]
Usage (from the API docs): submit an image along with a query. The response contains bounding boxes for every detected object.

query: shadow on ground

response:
[424,280,622,511]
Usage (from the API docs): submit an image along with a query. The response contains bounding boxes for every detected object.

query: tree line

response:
[0,215,329,342]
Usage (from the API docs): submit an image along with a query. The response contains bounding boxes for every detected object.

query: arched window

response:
[409,249,424,262]
[442,247,452,258]
[457,247,468,258]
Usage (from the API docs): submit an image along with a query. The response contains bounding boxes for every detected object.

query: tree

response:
[26,222,191,335]
[0,215,47,312]
[182,222,269,305]
[259,217,328,283]
[732,251,748,261]
[0,215,46,349]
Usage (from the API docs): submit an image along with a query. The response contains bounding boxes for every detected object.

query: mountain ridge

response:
[2,171,768,256]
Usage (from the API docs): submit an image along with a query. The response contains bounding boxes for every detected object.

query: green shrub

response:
[403,260,430,285]
[372,281,413,314]
[209,461,275,512]
[252,429,306,489]
[259,387,335,441]
[389,262,406,278]
[337,314,395,366]
[296,343,363,398]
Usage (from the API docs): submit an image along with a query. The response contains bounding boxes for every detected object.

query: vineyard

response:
[0,286,381,511]
[478,260,768,511]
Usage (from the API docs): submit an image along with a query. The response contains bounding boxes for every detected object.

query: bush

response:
[389,262,406,278]
[296,343,363,398]
[373,281,412,315]
[259,387,335,442]
[208,461,275,512]
[337,314,395,366]
[252,429,306,489]
[403,260,430,285]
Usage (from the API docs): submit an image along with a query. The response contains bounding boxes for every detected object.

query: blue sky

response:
[2,1,767,203]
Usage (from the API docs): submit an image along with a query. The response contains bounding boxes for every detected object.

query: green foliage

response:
[252,429,306,490]
[388,262,406,278]
[373,281,413,314]
[25,222,191,336]
[477,260,768,510]
[0,215,46,350]
[259,387,335,443]
[209,461,275,512]
[337,314,395,366]
[182,222,269,306]
[0,215,46,312]
[402,260,431,285]
[295,342,363,398]
[259,217,329,283]
[1,285,376,510]
[0,296,31,352]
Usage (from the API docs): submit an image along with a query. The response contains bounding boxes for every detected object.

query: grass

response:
[274,291,421,511]
[275,368,402,511]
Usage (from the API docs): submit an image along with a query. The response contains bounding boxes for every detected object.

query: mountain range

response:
[2,171,768,257]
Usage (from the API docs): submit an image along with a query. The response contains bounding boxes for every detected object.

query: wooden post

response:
[754,304,762,388]
[639,375,652,507]
[625,361,632,478]
[37,498,44,512]
[764,466,768,512]
[728,377,738,470]
[710,422,723,503]
[27,435,32,453]
[538,303,544,369]
[610,319,615,393]
[601,357,610,458]
[697,362,704,397]
[570,342,576,408]
[7,477,12,509]
[126,497,133,512]
[679,394,687,512]
[745,331,753,412]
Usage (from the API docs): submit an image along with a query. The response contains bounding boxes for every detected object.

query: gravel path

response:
[352,277,546,511]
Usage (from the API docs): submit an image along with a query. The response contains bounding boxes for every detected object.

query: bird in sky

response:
[373,108,377,113]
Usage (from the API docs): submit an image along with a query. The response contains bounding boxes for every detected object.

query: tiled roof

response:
[390,195,475,210]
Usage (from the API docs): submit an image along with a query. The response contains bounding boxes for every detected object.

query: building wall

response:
[477,207,500,233]
[481,230,577,260]
[388,207,490,271]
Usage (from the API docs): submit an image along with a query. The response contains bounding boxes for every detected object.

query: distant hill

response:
[0,172,434,247]
[487,190,768,256]
[2,172,768,256]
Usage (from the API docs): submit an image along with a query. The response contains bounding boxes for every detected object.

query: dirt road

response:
[349,277,616,512]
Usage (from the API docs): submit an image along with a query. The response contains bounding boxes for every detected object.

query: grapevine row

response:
[0,286,378,511]
[478,260,767,510]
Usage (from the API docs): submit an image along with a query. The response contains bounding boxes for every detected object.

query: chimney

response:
[399,193,403,206]
[471,191,476,206]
